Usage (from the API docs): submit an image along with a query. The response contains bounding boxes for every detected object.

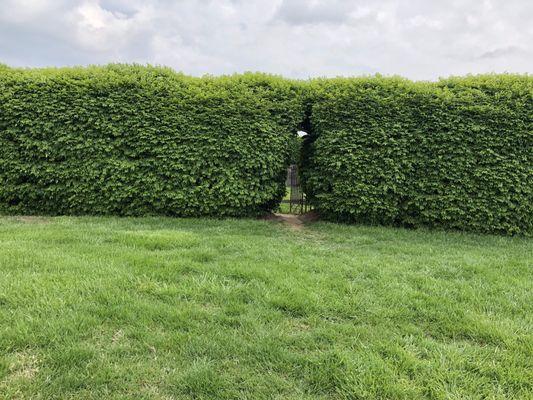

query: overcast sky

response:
[1,0,531,80]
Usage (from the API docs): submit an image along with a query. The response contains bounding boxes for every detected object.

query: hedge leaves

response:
[1,65,531,235]
[0,65,305,217]
[301,75,532,235]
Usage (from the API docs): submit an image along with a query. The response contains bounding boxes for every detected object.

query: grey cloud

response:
[98,0,138,18]
[479,46,525,59]
[273,0,358,25]
[0,0,531,79]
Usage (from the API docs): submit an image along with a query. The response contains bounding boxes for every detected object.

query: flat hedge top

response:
[1,65,531,234]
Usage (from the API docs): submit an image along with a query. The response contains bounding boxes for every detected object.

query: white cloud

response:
[0,0,531,79]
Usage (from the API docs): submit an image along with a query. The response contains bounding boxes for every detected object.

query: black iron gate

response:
[282,164,308,214]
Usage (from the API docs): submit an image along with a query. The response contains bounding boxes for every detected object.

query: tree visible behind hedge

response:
[0,65,305,216]
[302,75,532,235]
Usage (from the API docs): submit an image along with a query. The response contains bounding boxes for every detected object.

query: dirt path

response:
[274,213,305,230]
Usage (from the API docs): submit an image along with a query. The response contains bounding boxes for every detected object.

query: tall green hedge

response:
[301,75,533,235]
[1,65,530,234]
[0,65,305,216]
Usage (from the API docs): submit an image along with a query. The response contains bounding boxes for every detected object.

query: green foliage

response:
[0,65,305,216]
[1,65,530,235]
[301,74,533,235]
[288,135,303,165]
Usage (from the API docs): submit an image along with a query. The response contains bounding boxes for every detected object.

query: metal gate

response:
[282,164,308,214]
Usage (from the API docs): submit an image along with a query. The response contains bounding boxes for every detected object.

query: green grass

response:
[0,216,531,399]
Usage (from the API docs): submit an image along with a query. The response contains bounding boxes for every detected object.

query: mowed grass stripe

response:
[0,216,531,399]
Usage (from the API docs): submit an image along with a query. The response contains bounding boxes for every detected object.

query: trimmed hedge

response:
[1,65,530,234]
[301,75,533,235]
[0,65,305,216]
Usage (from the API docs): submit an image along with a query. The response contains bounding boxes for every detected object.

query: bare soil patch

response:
[274,213,304,230]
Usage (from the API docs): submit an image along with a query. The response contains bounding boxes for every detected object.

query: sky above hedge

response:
[1,0,531,79]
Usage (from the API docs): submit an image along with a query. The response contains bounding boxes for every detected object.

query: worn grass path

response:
[0,216,531,399]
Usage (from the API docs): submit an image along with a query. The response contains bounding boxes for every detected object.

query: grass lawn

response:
[0,216,531,399]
